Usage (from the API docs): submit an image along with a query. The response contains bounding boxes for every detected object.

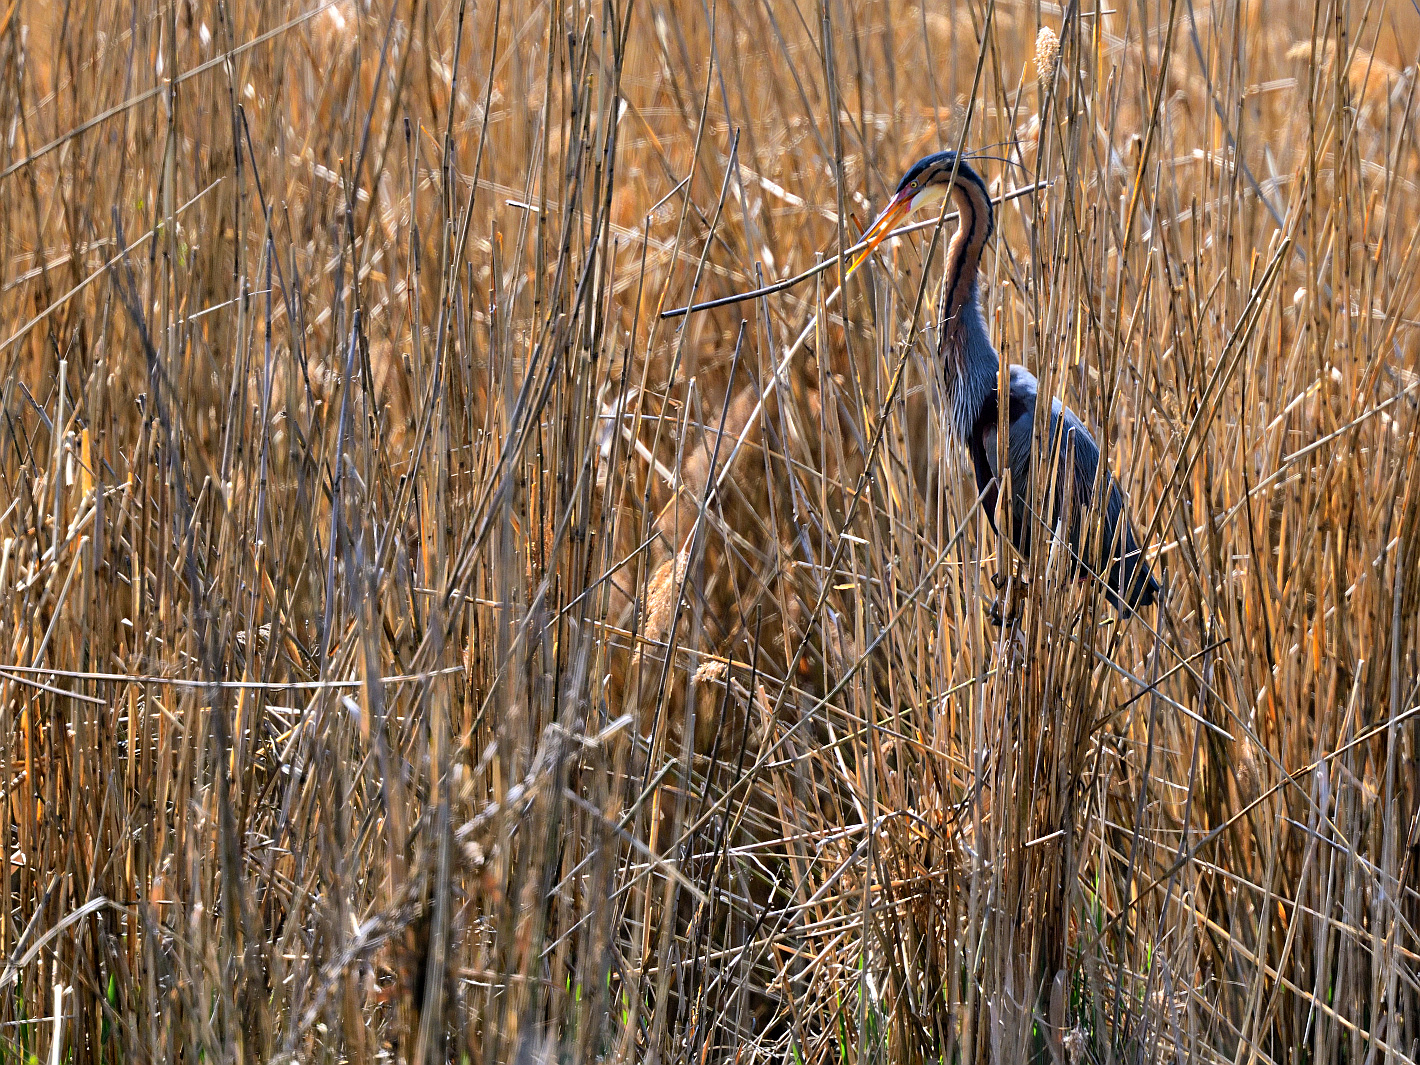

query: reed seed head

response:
[694,658,728,686]
[1235,739,1262,807]
[644,547,689,641]
[1035,25,1060,81]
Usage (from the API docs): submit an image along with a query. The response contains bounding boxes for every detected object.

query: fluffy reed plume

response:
[643,546,690,644]
[1234,736,1263,807]
[693,658,728,687]
[1035,25,1060,81]
[1286,38,1408,111]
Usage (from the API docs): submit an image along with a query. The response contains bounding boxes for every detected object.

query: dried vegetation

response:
[0,0,1417,1061]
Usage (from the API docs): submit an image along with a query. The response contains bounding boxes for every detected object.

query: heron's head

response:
[847,151,991,275]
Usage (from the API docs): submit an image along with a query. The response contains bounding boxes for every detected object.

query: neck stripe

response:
[942,178,992,331]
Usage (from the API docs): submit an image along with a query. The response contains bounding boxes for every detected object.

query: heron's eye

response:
[910,180,918,189]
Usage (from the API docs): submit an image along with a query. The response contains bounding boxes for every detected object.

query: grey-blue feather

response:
[979,365,1159,611]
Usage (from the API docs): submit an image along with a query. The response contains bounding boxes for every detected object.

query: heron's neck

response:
[940,180,998,441]
[942,180,993,337]
[941,291,998,441]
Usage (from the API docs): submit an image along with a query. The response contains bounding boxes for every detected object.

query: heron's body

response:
[856,152,1159,610]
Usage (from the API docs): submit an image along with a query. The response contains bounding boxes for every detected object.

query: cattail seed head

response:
[1035,25,1060,82]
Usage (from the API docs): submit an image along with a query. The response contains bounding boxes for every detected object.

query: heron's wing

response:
[970,395,1001,529]
[995,369,1160,607]
[994,368,1037,550]
[1005,367,1039,479]
[1049,398,1102,519]
[1004,378,1107,553]
[1048,398,1159,607]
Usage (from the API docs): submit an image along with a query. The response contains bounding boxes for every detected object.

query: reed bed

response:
[0,0,1417,1061]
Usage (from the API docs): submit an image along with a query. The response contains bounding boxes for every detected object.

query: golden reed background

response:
[0,0,1417,1061]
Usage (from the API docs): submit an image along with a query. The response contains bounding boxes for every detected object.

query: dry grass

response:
[0,0,1418,1061]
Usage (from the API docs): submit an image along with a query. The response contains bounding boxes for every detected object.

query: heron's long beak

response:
[845,190,914,279]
